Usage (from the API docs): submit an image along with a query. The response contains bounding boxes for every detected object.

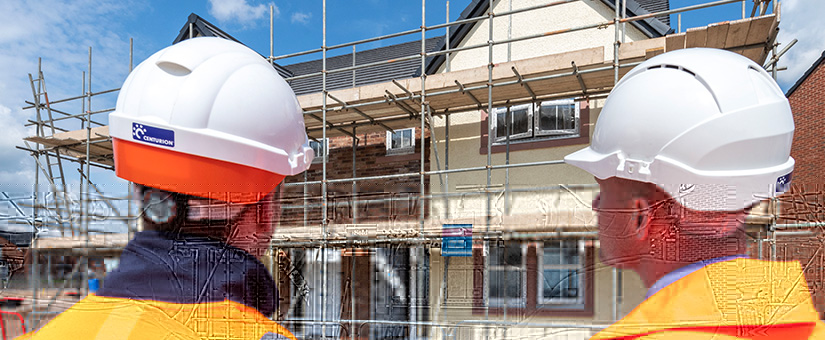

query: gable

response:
[786,50,825,98]
[424,0,672,75]
[173,13,293,79]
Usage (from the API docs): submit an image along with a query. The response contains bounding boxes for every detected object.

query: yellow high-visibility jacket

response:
[17,230,295,340]
[16,294,295,340]
[591,258,825,339]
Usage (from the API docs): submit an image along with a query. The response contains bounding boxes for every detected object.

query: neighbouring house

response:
[786,50,825,188]
[781,50,825,319]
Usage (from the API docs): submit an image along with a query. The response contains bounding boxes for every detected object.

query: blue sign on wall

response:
[442,224,472,257]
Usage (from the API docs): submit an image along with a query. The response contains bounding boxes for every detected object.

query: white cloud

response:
[0,103,35,193]
[0,0,135,200]
[775,0,825,90]
[291,12,312,25]
[208,0,277,26]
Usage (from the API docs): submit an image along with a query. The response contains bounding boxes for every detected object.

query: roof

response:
[283,37,444,96]
[636,0,670,25]
[601,0,672,33]
[423,0,673,75]
[173,13,293,79]
[174,13,242,44]
[786,50,825,97]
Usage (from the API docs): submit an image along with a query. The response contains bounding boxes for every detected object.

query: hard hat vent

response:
[156,61,191,76]
[646,64,696,77]
[645,64,720,112]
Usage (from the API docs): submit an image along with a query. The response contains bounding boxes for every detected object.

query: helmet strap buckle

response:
[616,156,652,181]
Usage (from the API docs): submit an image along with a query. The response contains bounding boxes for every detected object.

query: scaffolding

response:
[13,43,136,331]
[13,0,817,338]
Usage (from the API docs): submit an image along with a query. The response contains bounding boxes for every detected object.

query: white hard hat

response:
[109,37,314,203]
[565,48,794,211]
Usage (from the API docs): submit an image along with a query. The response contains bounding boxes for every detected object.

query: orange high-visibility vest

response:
[591,259,825,340]
[16,294,296,340]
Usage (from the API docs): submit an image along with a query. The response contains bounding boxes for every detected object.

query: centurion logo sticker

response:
[132,123,175,147]
[776,172,792,193]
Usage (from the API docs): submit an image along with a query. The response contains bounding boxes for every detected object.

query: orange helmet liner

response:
[113,138,284,204]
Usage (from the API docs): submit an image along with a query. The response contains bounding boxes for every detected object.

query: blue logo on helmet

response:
[776,172,792,193]
[132,123,175,147]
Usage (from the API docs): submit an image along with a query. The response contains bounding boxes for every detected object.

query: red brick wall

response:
[788,61,825,186]
[280,129,430,225]
[781,63,825,319]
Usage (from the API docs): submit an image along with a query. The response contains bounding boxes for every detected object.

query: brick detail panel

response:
[281,129,430,225]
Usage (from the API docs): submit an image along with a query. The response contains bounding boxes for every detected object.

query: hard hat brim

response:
[113,138,285,204]
[564,146,615,180]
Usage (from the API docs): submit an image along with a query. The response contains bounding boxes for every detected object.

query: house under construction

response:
[10,0,824,339]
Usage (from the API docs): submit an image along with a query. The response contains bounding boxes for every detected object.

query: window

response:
[536,99,578,137]
[491,99,579,144]
[474,240,592,315]
[386,128,415,155]
[538,240,585,306]
[309,138,328,163]
[493,104,532,143]
[488,242,526,307]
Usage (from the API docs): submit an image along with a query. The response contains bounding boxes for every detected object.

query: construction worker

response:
[565,48,825,339]
[18,37,314,339]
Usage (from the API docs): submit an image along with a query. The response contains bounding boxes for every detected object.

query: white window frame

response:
[492,103,533,143]
[487,242,527,308]
[490,100,580,145]
[385,128,415,156]
[534,99,579,137]
[309,138,328,164]
[537,240,586,306]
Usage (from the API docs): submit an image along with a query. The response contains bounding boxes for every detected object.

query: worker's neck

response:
[631,212,748,288]
[634,246,745,289]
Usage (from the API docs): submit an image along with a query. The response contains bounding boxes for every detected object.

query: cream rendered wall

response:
[429,98,605,220]
[426,0,657,334]
[440,0,649,72]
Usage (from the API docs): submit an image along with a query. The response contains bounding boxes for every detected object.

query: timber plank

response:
[705,22,730,49]
[724,18,752,49]
[25,126,110,144]
[744,14,776,46]
[760,15,781,64]
[741,46,766,63]
[665,33,686,52]
[685,27,708,48]
[645,47,665,59]
[619,37,665,60]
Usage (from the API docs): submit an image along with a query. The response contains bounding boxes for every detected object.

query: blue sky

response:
[0,0,822,231]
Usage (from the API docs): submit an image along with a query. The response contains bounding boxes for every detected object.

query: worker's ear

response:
[631,198,651,241]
